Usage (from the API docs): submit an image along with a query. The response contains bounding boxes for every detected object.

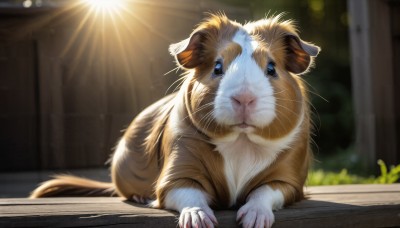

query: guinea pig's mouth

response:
[231,123,256,129]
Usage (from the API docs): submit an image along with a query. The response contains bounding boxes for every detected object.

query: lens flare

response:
[82,0,125,13]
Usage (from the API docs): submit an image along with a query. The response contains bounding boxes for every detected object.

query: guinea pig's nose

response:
[231,92,257,108]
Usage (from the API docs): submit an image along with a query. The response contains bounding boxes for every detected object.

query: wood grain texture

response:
[348,0,400,171]
[0,184,399,228]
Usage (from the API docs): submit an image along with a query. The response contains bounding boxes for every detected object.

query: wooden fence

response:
[0,0,250,171]
[348,0,400,170]
[2,0,400,172]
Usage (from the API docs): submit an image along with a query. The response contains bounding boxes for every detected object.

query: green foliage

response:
[308,169,373,186]
[374,160,400,184]
[308,160,400,186]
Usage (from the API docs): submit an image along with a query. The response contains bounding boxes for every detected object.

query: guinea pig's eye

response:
[213,60,224,77]
[266,61,277,77]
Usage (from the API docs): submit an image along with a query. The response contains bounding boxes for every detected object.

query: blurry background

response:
[0,0,399,196]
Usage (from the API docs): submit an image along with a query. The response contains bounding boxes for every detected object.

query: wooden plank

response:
[305,183,400,194]
[0,184,399,228]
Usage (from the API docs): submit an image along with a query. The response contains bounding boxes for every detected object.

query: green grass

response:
[308,160,400,186]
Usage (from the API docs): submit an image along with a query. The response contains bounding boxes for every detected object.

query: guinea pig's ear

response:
[169,31,207,69]
[284,34,320,74]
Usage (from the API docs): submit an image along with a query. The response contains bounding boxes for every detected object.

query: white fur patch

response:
[164,188,218,228]
[213,29,276,128]
[214,134,279,206]
[248,185,284,210]
[237,185,284,228]
[214,111,304,206]
[164,188,211,212]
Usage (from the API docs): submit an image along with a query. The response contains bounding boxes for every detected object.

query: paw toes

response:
[237,203,276,228]
[191,210,201,228]
[184,212,192,228]
[236,204,249,222]
[179,207,216,228]
[255,214,265,228]
[242,211,257,228]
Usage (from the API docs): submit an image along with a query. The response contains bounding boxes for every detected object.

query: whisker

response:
[253,103,300,118]
[273,97,303,103]
[180,102,215,123]
[297,77,329,103]
[165,76,187,95]
[272,89,288,95]
[190,103,215,116]
[163,66,180,76]
[199,111,215,132]
[205,113,216,133]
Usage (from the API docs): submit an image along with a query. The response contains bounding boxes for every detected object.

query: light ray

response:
[82,0,126,13]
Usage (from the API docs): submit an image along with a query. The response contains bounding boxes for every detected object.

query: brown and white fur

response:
[31,14,320,228]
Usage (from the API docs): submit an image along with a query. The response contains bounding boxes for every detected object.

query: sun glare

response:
[82,0,125,13]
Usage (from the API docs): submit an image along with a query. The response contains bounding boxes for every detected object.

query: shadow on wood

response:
[1,184,399,228]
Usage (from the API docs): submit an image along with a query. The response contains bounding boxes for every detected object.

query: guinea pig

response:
[31,13,320,228]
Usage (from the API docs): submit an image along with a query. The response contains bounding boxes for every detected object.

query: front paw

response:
[179,206,218,228]
[236,201,275,228]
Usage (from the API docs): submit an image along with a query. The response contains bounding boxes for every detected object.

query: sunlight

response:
[82,0,126,13]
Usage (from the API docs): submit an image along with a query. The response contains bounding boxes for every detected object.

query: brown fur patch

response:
[155,116,232,208]
[111,94,176,199]
[221,42,242,68]
[251,46,269,70]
